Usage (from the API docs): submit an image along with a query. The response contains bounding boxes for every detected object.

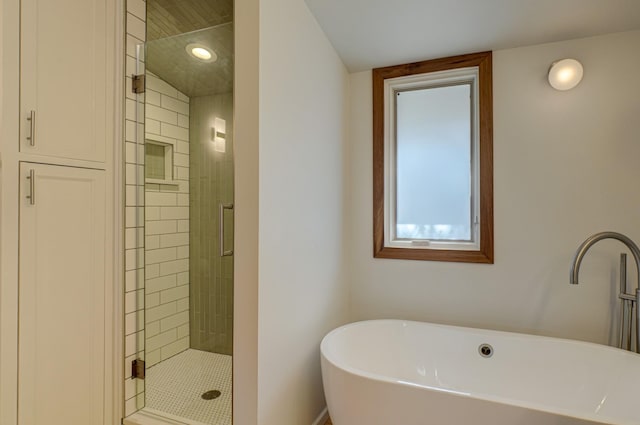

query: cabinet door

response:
[20,0,112,163]
[18,163,107,425]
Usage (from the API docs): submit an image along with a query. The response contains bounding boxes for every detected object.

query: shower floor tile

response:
[146,349,232,425]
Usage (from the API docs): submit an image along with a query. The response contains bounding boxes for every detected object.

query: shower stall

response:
[130,11,234,424]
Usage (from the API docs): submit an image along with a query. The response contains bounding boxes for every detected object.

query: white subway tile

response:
[147,104,177,126]
[161,95,189,115]
[176,297,189,312]
[160,337,189,361]
[176,141,189,154]
[176,166,189,181]
[176,91,189,103]
[125,185,144,207]
[174,153,189,167]
[177,245,189,259]
[146,206,160,220]
[176,193,189,206]
[177,323,189,339]
[126,34,144,61]
[127,0,146,22]
[146,89,161,106]
[147,328,177,352]
[125,120,144,143]
[159,310,189,332]
[177,220,189,233]
[159,259,189,276]
[147,74,178,98]
[125,311,144,336]
[146,133,176,146]
[146,220,177,235]
[146,303,177,325]
[146,263,160,279]
[125,376,137,400]
[146,320,160,338]
[146,292,160,309]
[146,349,161,368]
[146,235,159,250]
[146,274,177,294]
[125,228,144,249]
[160,123,188,141]
[160,233,189,248]
[125,269,144,293]
[146,247,177,265]
[177,272,189,286]
[125,333,137,357]
[160,286,189,305]
[160,206,189,220]
[126,13,146,41]
[145,118,161,135]
[146,191,177,206]
[177,114,189,129]
[126,55,144,78]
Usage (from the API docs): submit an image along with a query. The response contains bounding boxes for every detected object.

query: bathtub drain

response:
[478,343,493,358]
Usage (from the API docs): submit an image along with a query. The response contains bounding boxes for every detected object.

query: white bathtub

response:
[320,320,640,425]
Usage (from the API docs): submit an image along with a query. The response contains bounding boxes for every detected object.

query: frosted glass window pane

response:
[396,84,471,241]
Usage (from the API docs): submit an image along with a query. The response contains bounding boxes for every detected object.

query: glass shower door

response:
[136,23,234,425]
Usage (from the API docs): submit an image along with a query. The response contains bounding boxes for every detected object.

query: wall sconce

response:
[548,59,583,91]
[212,117,226,153]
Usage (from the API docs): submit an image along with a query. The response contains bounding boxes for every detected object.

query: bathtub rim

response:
[320,319,640,425]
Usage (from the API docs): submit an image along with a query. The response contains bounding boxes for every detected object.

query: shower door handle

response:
[219,203,234,257]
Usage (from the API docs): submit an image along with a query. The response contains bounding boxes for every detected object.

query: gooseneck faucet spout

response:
[570,232,640,285]
[569,231,640,353]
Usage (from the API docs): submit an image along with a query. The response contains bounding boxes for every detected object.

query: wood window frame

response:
[373,51,494,263]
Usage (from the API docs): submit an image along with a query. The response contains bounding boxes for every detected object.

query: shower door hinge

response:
[132,74,145,94]
[132,358,146,380]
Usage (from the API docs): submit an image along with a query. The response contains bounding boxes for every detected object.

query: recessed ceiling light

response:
[185,43,217,63]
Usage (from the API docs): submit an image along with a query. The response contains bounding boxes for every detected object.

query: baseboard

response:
[312,407,329,425]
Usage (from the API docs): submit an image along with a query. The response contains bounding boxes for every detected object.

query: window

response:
[373,51,494,263]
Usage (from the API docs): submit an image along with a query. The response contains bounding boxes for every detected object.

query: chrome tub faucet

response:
[570,231,640,353]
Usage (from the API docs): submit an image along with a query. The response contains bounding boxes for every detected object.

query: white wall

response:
[233,0,259,422]
[347,30,640,345]
[257,0,350,423]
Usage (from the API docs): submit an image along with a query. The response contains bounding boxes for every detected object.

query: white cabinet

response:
[18,162,108,425]
[20,0,113,163]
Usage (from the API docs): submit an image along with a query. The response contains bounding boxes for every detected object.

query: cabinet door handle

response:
[26,169,35,205]
[26,110,36,146]
[219,203,234,257]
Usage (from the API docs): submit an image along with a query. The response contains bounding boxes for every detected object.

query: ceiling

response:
[146,0,233,97]
[147,0,232,41]
[304,0,640,72]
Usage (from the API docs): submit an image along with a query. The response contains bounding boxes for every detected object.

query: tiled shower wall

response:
[144,73,191,367]
[124,0,146,417]
[190,94,234,355]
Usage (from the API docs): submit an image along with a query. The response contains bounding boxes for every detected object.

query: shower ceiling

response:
[147,0,232,41]
[146,0,233,97]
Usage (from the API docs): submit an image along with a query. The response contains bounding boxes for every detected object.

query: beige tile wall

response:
[189,93,234,355]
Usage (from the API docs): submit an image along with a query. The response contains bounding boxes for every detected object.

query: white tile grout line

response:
[146,349,232,425]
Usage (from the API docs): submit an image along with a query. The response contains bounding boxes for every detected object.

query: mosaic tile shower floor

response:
[146,349,232,425]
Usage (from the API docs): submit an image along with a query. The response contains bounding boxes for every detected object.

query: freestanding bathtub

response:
[320,320,640,425]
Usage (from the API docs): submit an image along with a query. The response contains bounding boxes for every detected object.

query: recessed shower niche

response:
[130,0,235,423]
